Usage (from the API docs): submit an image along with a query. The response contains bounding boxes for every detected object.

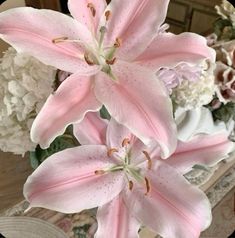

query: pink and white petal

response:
[106,118,133,148]
[31,73,102,149]
[95,194,140,238]
[100,0,170,60]
[68,0,107,33]
[94,61,177,158]
[165,132,234,174]
[24,145,125,213]
[136,32,216,72]
[124,161,212,238]
[0,7,99,74]
[73,112,107,145]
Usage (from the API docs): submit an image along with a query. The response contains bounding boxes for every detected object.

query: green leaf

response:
[29,134,76,169]
[29,151,40,169]
[100,105,111,120]
[212,102,235,123]
[213,18,233,40]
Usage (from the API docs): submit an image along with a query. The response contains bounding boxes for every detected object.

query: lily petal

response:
[94,61,177,158]
[24,145,124,213]
[68,0,107,33]
[136,32,216,72]
[165,132,234,174]
[95,195,140,238]
[100,0,170,60]
[31,73,102,149]
[73,112,107,145]
[106,118,133,149]
[124,161,212,238]
[0,7,99,74]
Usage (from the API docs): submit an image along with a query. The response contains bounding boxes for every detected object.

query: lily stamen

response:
[144,177,151,195]
[128,180,134,191]
[106,57,117,65]
[122,138,130,147]
[87,3,96,17]
[105,10,111,21]
[107,148,119,157]
[143,151,152,170]
[52,37,69,44]
[114,38,122,48]
[84,53,95,66]
[94,170,106,175]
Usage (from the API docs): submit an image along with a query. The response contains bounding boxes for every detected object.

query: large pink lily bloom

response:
[24,113,233,238]
[0,0,215,157]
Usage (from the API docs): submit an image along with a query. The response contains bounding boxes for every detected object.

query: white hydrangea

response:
[171,61,217,110]
[0,47,56,155]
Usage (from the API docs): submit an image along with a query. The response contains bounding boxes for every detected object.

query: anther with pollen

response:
[129,180,134,191]
[84,53,95,66]
[105,10,111,21]
[95,170,106,175]
[87,3,96,17]
[52,37,69,44]
[142,151,152,170]
[106,57,117,65]
[122,138,130,147]
[114,38,122,48]
[144,177,151,195]
[107,148,119,157]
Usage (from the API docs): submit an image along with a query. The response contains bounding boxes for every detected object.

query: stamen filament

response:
[107,148,119,157]
[99,26,107,49]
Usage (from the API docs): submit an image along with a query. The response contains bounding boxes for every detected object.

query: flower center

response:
[51,7,121,81]
[95,138,152,195]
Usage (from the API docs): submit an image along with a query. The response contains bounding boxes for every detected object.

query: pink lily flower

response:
[24,113,233,238]
[0,0,215,157]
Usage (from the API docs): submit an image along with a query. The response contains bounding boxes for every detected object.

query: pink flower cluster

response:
[0,1,232,237]
[214,40,235,102]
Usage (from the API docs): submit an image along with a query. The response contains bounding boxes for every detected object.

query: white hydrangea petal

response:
[0,47,56,155]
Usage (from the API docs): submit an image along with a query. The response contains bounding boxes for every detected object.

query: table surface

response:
[0,152,32,213]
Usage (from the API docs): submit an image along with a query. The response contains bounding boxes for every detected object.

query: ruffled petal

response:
[136,32,216,72]
[0,7,99,74]
[99,0,170,60]
[94,61,177,158]
[165,132,234,174]
[124,161,212,238]
[24,145,124,213]
[31,73,102,149]
[73,112,107,145]
[68,0,107,33]
[95,195,140,238]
